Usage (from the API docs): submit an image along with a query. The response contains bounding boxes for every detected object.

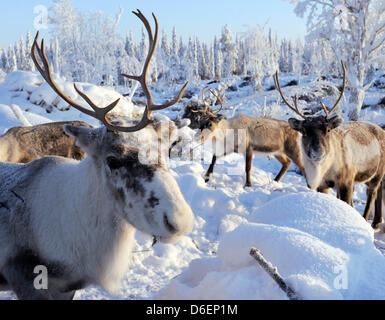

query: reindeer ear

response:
[328,115,343,129]
[64,125,95,148]
[288,118,303,131]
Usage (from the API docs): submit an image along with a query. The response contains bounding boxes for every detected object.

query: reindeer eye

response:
[106,156,121,170]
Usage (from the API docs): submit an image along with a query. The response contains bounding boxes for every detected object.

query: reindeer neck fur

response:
[302,130,342,190]
[207,118,241,157]
[26,156,135,292]
[214,118,231,132]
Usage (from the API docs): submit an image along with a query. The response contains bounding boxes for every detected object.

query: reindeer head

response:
[288,115,343,162]
[32,10,194,243]
[193,87,226,142]
[64,124,193,243]
[275,61,346,163]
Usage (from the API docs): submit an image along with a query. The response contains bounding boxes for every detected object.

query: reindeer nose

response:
[163,213,177,233]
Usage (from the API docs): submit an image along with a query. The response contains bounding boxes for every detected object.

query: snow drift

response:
[157,192,385,300]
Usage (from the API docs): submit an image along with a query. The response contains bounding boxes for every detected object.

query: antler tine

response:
[122,10,188,117]
[32,32,142,131]
[320,102,329,117]
[32,11,188,133]
[328,61,346,115]
[274,71,306,119]
[31,32,104,119]
[208,89,223,115]
[123,10,157,106]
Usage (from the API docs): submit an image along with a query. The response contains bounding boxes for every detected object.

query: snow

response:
[157,193,385,300]
[1,70,385,300]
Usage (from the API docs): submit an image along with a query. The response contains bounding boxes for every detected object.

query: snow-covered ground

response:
[1,71,385,300]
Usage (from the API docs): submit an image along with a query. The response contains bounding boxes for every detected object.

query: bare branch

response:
[250,248,300,300]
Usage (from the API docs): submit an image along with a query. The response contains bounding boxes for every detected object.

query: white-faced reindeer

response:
[0,121,91,163]
[275,61,385,228]
[0,10,194,300]
[194,88,304,187]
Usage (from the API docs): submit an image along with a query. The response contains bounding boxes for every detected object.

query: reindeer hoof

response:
[372,221,381,229]
[372,217,384,229]
[204,174,212,183]
[244,182,252,188]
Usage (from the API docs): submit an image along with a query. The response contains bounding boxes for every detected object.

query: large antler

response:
[321,61,346,118]
[274,72,306,119]
[31,10,188,132]
[121,11,188,115]
[192,87,223,117]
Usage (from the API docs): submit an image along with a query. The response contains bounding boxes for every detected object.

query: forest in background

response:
[1,0,385,121]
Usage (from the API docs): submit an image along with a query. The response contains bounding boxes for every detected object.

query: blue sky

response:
[0,0,306,47]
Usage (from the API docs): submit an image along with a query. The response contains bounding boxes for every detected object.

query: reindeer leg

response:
[363,189,377,222]
[338,183,354,207]
[363,177,384,227]
[363,178,382,225]
[373,180,383,228]
[245,147,253,187]
[273,154,291,182]
[204,155,217,183]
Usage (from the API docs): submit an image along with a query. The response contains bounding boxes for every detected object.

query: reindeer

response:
[275,61,385,228]
[194,88,304,187]
[0,121,91,163]
[0,10,194,300]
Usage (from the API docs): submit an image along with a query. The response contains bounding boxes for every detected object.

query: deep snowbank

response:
[157,192,385,300]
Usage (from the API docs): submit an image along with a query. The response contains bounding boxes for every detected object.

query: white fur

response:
[0,125,194,296]
[302,156,323,190]
[25,158,135,292]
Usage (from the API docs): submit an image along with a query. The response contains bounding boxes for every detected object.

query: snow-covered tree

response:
[125,31,136,58]
[25,32,35,71]
[185,37,199,81]
[289,0,385,120]
[49,0,124,85]
[240,26,278,90]
[171,27,179,60]
[208,43,216,80]
[7,45,17,72]
[0,50,8,71]
[220,25,238,78]
[18,36,27,70]
[168,26,182,83]
[212,36,220,80]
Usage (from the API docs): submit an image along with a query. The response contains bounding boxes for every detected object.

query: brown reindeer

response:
[0,121,91,163]
[275,61,385,228]
[194,88,304,187]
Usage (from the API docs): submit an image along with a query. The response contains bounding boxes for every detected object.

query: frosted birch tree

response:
[288,0,385,120]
